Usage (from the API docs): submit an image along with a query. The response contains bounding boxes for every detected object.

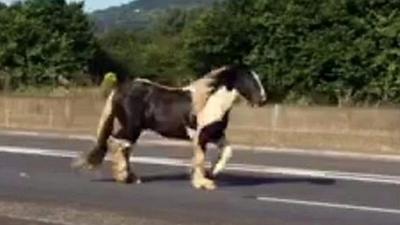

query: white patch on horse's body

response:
[197,86,239,128]
[185,127,196,139]
[251,71,266,102]
[186,66,230,115]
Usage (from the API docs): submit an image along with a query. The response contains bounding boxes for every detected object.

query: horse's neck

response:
[197,86,238,127]
[185,75,220,114]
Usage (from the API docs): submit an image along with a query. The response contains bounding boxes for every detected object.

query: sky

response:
[0,0,133,12]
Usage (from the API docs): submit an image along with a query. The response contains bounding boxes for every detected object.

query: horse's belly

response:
[156,130,191,140]
[145,96,194,141]
[150,123,192,140]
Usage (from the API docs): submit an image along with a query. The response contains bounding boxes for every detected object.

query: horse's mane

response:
[186,66,231,114]
[133,66,232,114]
[134,78,183,91]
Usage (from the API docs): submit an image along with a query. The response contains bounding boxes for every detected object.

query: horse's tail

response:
[100,72,121,98]
[72,89,116,169]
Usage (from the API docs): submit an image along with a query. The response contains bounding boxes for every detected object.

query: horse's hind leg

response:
[108,137,136,183]
[108,129,141,184]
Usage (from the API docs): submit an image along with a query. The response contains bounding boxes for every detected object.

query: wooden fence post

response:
[64,98,71,127]
[4,98,10,128]
[48,108,54,129]
[270,104,281,146]
[272,104,281,130]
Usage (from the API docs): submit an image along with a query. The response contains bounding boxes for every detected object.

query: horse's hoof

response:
[192,178,217,191]
[128,174,142,185]
[114,173,130,184]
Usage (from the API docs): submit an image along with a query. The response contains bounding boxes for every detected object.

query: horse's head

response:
[228,65,267,107]
[188,65,267,114]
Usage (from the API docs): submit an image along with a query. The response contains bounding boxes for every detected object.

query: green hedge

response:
[185,0,400,105]
[2,0,400,105]
[0,0,96,89]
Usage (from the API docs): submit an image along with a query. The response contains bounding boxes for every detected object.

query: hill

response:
[91,0,217,33]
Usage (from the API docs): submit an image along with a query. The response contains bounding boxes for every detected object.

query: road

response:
[0,131,399,225]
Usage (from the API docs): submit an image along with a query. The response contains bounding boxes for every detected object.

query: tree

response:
[184,0,400,105]
[0,0,97,89]
[93,7,203,86]
[184,0,254,74]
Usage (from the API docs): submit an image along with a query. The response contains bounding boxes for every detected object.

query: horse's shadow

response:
[139,172,336,187]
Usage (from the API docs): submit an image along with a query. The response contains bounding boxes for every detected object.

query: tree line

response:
[1,0,400,105]
[0,0,96,90]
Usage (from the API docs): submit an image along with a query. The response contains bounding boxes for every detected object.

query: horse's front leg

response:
[191,136,216,190]
[211,137,232,177]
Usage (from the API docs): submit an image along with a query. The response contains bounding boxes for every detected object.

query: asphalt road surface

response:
[0,131,399,225]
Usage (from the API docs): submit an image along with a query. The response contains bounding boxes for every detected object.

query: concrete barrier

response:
[0,96,399,153]
[229,106,400,153]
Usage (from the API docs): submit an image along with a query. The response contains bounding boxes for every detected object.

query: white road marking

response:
[1,145,400,185]
[19,172,30,179]
[0,130,95,141]
[1,129,400,162]
[256,196,400,215]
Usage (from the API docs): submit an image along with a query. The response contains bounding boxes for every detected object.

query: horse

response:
[73,65,267,190]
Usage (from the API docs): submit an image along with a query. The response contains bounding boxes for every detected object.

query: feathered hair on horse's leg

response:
[72,91,116,170]
[108,136,140,184]
[191,134,216,190]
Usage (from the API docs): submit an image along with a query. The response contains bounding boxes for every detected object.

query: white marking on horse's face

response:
[251,71,266,102]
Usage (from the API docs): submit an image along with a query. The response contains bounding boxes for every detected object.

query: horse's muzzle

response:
[257,95,267,107]
[258,100,267,107]
[249,100,267,107]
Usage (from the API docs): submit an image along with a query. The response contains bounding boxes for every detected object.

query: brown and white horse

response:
[73,65,267,190]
